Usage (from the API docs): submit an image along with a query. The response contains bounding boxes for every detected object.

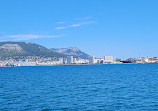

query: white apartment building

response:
[104,56,116,63]
[67,56,74,64]
[74,58,89,64]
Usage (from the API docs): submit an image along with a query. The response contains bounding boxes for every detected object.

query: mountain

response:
[51,47,90,59]
[0,42,66,58]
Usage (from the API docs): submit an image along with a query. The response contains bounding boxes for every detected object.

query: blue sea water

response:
[1,64,158,111]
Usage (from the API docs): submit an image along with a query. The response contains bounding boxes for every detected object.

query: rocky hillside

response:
[51,47,90,59]
[0,42,66,58]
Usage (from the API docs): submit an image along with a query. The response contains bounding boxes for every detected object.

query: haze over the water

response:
[0,0,158,58]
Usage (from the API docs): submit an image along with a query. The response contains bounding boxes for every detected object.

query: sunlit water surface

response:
[1,64,158,111]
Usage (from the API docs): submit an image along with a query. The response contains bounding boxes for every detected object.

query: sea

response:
[0,64,158,111]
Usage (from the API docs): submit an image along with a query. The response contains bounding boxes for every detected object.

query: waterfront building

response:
[104,56,116,63]
[74,58,89,64]
[89,56,95,64]
[67,56,74,64]
[136,59,143,63]
[151,57,158,63]
[95,58,103,64]
[58,58,64,64]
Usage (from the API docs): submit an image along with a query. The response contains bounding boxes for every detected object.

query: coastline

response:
[0,63,157,67]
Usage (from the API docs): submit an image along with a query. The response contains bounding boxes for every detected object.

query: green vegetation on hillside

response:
[0,42,66,58]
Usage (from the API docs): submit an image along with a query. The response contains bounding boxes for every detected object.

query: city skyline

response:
[0,0,158,58]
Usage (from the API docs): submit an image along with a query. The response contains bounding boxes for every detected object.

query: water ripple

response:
[1,64,158,110]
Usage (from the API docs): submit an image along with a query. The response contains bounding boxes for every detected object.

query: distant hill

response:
[0,42,66,58]
[51,47,90,59]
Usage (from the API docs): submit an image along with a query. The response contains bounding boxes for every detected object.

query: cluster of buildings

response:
[0,56,116,67]
[67,56,117,64]
[0,56,158,67]
[0,57,65,67]
[67,56,89,64]
[120,57,158,63]
[88,56,117,64]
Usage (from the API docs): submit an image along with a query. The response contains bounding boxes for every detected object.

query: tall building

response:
[67,56,74,64]
[89,56,95,64]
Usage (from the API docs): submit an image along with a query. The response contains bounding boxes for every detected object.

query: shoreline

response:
[0,63,157,67]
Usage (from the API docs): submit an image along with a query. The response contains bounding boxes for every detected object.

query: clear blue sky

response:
[0,0,158,58]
